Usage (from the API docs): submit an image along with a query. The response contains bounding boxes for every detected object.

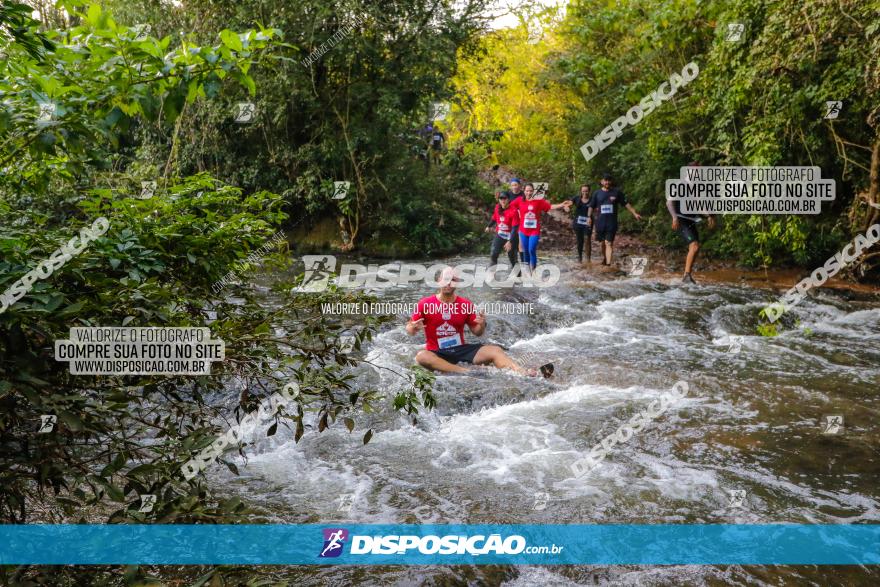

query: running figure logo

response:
[628,257,648,276]
[139,180,157,200]
[824,101,842,120]
[301,255,337,292]
[332,181,350,200]
[37,414,57,434]
[431,102,450,121]
[727,489,746,508]
[532,491,550,511]
[233,102,256,123]
[338,336,356,355]
[337,493,354,512]
[134,23,151,40]
[533,182,549,199]
[138,494,157,513]
[37,102,55,122]
[822,415,843,434]
[319,528,349,558]
[725,23,744,42]
[728,335,743,355]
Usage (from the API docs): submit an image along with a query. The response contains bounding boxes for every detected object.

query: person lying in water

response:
[405,266,551,377]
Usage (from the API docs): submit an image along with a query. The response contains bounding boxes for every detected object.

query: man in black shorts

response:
[667,161,715,283]
[588,173,642,265]
[430,124,445,165]
[570,184,593,263]
[405,267,538,375]
[501,178,525,267]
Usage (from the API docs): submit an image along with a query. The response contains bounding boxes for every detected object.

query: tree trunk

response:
[864,138,880,231]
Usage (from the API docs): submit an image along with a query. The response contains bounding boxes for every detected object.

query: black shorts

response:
[433,343,484,365]
[595,218,617,243]
[572,223,593,234]
[677,220,699,244]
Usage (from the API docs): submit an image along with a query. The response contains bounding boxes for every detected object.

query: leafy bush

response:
[0,1,436,538]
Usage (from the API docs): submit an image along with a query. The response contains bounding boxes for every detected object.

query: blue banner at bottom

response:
[1,524,878,565]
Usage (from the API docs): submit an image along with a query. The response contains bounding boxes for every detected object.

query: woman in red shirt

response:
[485,192,518,268]
[510,183,571,271]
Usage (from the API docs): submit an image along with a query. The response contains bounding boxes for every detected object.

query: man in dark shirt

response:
[666,161,716,283]
[417,122,433,166]
[501,178,524,269]
[570,184,593,263]
[588,173,642,266]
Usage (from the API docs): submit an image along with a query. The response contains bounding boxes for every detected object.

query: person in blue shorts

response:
[513,183,572,273]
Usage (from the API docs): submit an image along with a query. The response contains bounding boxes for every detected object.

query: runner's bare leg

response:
[473,345,533,376]
[415,350,469,374]
[685,241,700,274]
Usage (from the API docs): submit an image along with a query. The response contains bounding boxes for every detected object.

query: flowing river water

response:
[209,252,880,585]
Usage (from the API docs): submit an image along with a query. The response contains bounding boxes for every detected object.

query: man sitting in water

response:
[406,267,546,376]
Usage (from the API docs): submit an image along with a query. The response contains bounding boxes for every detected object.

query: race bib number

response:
[600,204,614,214]
[577,215,588,225]
[523,214,538,229]
[497,221,510,239]
[438,333,462,349]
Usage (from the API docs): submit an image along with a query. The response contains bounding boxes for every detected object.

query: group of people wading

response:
[485,167,714,283]
[485,173,645,273]
[405,165,715,375]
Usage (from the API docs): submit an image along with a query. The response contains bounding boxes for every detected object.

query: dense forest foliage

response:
[97,0,494,256]
[0,1,473,582]
[450,0,879,271]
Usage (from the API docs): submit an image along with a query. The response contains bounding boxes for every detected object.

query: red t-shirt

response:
[411,294,478,351]
[492,204,517,239]
[508,195,523,226]
[516,198,552,237]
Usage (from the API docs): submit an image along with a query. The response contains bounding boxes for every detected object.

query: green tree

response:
[104,0,494,254]
[451,4,582,195]
[453,0,879,274]
[0,1,434,550]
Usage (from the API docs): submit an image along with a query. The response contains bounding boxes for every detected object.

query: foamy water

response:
[209,254,880,584]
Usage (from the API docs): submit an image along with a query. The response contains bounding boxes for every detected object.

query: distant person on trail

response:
[485,191,518,269]
[588,173,642,266]
[570,184,593,263]
[417,122,433,165]
[406,267,550,376]
[667,161,715,284]
[512,183,572,272]
[430,124,445,165]
[501,178,525,268]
